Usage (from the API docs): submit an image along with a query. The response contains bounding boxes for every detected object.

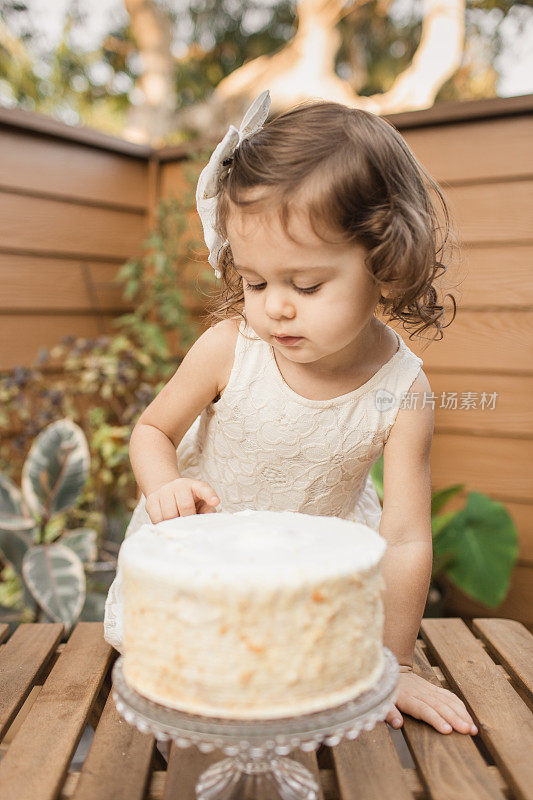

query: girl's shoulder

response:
[368,321,423,393]
[377,320,422,363]
[208,317,242,399]
[208,316,241,339]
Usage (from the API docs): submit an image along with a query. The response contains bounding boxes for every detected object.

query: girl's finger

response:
[432,698,477,733]
[437,687,474,716]
[429,687,477,731]
[159,491,179,520]
[410,686,477,733]
[403,697,454,734]
[173,488,197,517]
[193,483,220,506]
[385,707,403,728]
[146,497,163,524]
[436,689,476,725]
[197,501,217,514]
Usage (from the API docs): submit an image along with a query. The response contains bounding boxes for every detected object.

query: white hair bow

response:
[195,90,271,278]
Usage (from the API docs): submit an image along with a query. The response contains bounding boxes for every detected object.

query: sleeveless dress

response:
[104,318,423,651]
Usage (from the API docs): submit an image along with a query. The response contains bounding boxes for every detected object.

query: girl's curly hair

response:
[202,99,459,342]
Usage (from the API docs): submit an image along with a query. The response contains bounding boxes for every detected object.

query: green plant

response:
[0,162,214,623]
[0,163,211,541]
[0,336,163,545]
[0,419,105,629]
[115,175,211,353]
[370,457,519,608]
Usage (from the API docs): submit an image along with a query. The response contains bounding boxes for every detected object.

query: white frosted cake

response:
[120,509,387,719]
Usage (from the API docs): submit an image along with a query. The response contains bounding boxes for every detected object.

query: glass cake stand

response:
[112,648,398,800]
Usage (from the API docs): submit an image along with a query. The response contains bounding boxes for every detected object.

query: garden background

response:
[0,0,531,630]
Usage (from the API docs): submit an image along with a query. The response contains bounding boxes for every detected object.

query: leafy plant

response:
[370,457,518,608]
[114,158,211,356]
[0,337,161,547]
[0,419,103,629]
[0,168,210,543]
[0,165,213,624]
[431,488,518,607]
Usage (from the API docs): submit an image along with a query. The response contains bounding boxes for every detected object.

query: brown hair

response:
[202,99,459,342]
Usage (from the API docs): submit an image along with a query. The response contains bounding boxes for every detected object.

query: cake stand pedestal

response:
[112,647,398,800]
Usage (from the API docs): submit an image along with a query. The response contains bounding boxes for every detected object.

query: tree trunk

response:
[366,0,466,114]
[179,0,465,136]
[122,0,176,145]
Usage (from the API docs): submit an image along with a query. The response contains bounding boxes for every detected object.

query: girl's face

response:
[226,201,382,370]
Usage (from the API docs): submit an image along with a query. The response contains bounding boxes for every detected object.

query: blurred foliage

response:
[0,335,162,541]
[0,0,530,140]
[175,1,296,110]
[0,1,135,135]
[0,152,212,551]
[115,151,212,349]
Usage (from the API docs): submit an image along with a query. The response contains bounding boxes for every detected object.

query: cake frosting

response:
[120,509,387,719]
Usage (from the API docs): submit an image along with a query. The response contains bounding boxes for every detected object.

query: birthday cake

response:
[120,509,387,719]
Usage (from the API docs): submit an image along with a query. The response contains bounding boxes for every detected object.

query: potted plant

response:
[0,418,117,630]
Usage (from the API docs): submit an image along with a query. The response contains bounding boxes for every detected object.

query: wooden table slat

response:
[73,691,155,800]
[163,745,224,800]
[0,624,9,644]
[421,618,533,800]
[332,722,414,800]
[0,622,63,741]
[0,622,113,800]
[472,618,533,699]
[1,618,532,800]
[400,640,505,800]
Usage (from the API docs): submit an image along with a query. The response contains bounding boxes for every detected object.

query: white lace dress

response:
[104,318,423,651]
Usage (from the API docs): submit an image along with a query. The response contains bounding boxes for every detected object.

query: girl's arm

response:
[379,368,434,667]
[379,369,477,736]
[130,318,239,498]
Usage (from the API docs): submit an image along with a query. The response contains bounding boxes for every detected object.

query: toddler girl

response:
[105,90,477,738]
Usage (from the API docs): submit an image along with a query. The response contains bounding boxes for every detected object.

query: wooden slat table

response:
[0,619,532,800]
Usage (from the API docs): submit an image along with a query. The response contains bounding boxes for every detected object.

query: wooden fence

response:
[0,106,152,370]
[392,97,533,627]
[0,94,532,627]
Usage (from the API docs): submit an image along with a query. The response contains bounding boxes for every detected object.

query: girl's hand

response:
[145,478,220,523]
[385,667,478,735]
